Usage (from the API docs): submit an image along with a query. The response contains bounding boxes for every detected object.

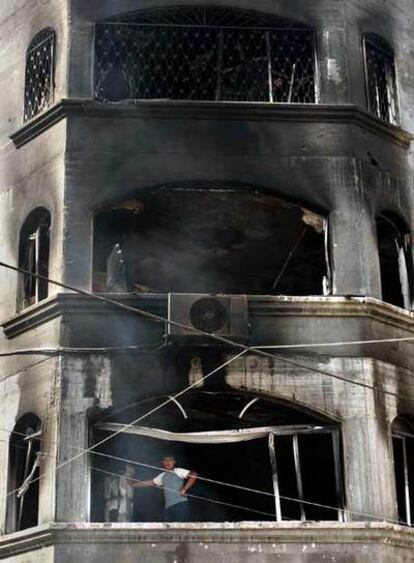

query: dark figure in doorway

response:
[129,455,198,522]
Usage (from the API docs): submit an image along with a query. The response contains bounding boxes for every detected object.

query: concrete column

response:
[317,24,350,105]
[68,22,95,98]
[55,409,90,522]
[329,187,381,299]
[55,356,112,522]
[61,185,94,292]
[342,416,396,522]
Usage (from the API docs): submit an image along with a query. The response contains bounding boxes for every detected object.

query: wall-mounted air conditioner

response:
[167,294,249,345]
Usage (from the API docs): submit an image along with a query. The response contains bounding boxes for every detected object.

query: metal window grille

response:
[24,29,55,122]
[364,35,398,124]
[94,7,317,104]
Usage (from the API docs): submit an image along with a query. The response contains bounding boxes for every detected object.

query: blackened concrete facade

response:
[0,0,414,561]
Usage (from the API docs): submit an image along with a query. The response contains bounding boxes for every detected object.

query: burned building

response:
[0,0,414,561]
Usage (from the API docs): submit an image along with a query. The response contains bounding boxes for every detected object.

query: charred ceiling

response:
[93,188,329,296]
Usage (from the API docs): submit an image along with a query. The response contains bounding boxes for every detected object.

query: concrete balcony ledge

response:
[1,522,414,560]
[9,98,413,149]
[2,293,414,340]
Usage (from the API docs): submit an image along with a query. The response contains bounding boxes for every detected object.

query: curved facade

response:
[0,0,414,562]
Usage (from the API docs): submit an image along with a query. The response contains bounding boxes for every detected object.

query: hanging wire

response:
[2,427,405,526]
[1,260,414,518]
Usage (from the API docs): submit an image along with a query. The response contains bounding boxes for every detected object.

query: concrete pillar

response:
[329,188,381,299]
[61,187,94,292]
[317,24,350,105]
[342,416,396,522]
[68,21,95,99]
[55,356,112,522]
[55,409,90,522]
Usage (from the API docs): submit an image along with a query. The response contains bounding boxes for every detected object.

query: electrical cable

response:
[0,345,164,357]
[1,260,414,514]
[3,427,405,526]
[92,467,279,520]
[5,349,249,499]
[2,332,414,358]
[272,226,308,290]
[2,260,414,353]
[5,437,281,521]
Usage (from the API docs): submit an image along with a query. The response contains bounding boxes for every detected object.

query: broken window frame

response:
[6,416,42,534]
[93,421,346,523]
[363,34,399,125]
[268,425,346,522]
[392,419,414,527]
[24,28,56,122]
[323,216,333,296]
[376,213,414,310]
[17,208,51,311]
[94,7,319,104]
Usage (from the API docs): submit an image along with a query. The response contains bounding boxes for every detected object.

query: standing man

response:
[130,454,198,522]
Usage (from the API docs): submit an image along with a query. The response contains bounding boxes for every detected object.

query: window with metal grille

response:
[363,34,398,124]
[17,208,51,311]
[94,7,317,104]
[24,28,55,121]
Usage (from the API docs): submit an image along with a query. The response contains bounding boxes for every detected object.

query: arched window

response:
[392,417,414,526]
[17,208,51,311]
[376,214,413,309]
[93,187,331,296]
[94,7,317,104]
[363,33,398,124]
[6,414,42,534]
[90,392,345,523]
[24,28,55,121]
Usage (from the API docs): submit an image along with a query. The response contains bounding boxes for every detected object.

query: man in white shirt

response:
[129,454,198,521]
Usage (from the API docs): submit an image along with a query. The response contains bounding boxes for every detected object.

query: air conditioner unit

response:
[167,293,249,345]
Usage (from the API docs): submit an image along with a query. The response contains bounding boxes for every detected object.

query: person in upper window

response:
[129,454,198,522]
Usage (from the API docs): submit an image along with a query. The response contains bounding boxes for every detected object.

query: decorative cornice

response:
[1,522,414,559]
[249,295,414,331]
[2,293,414,340]
[1,293,168,338]
[10,98,413,149]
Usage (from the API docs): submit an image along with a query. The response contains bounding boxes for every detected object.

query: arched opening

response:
[6,414,42,534]
[94,6,317,104]
[392,416,414,526]
[93,187,330,296]
[363,33,398,124]
[24,28,55,121]
[376,213,413,309]
[17,208,51,311]
[90,392,345,523]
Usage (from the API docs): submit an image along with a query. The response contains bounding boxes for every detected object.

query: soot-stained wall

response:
[1,0,414,562]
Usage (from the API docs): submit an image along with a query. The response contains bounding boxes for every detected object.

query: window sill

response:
[9,98,413,149]
[1,522,414,559]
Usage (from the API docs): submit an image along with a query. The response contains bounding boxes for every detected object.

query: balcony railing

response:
[94,8,317,104]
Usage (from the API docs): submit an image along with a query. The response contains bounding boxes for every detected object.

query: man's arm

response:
[129,472,164,489]
[127,479,154,489]
[180,470,198,496]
